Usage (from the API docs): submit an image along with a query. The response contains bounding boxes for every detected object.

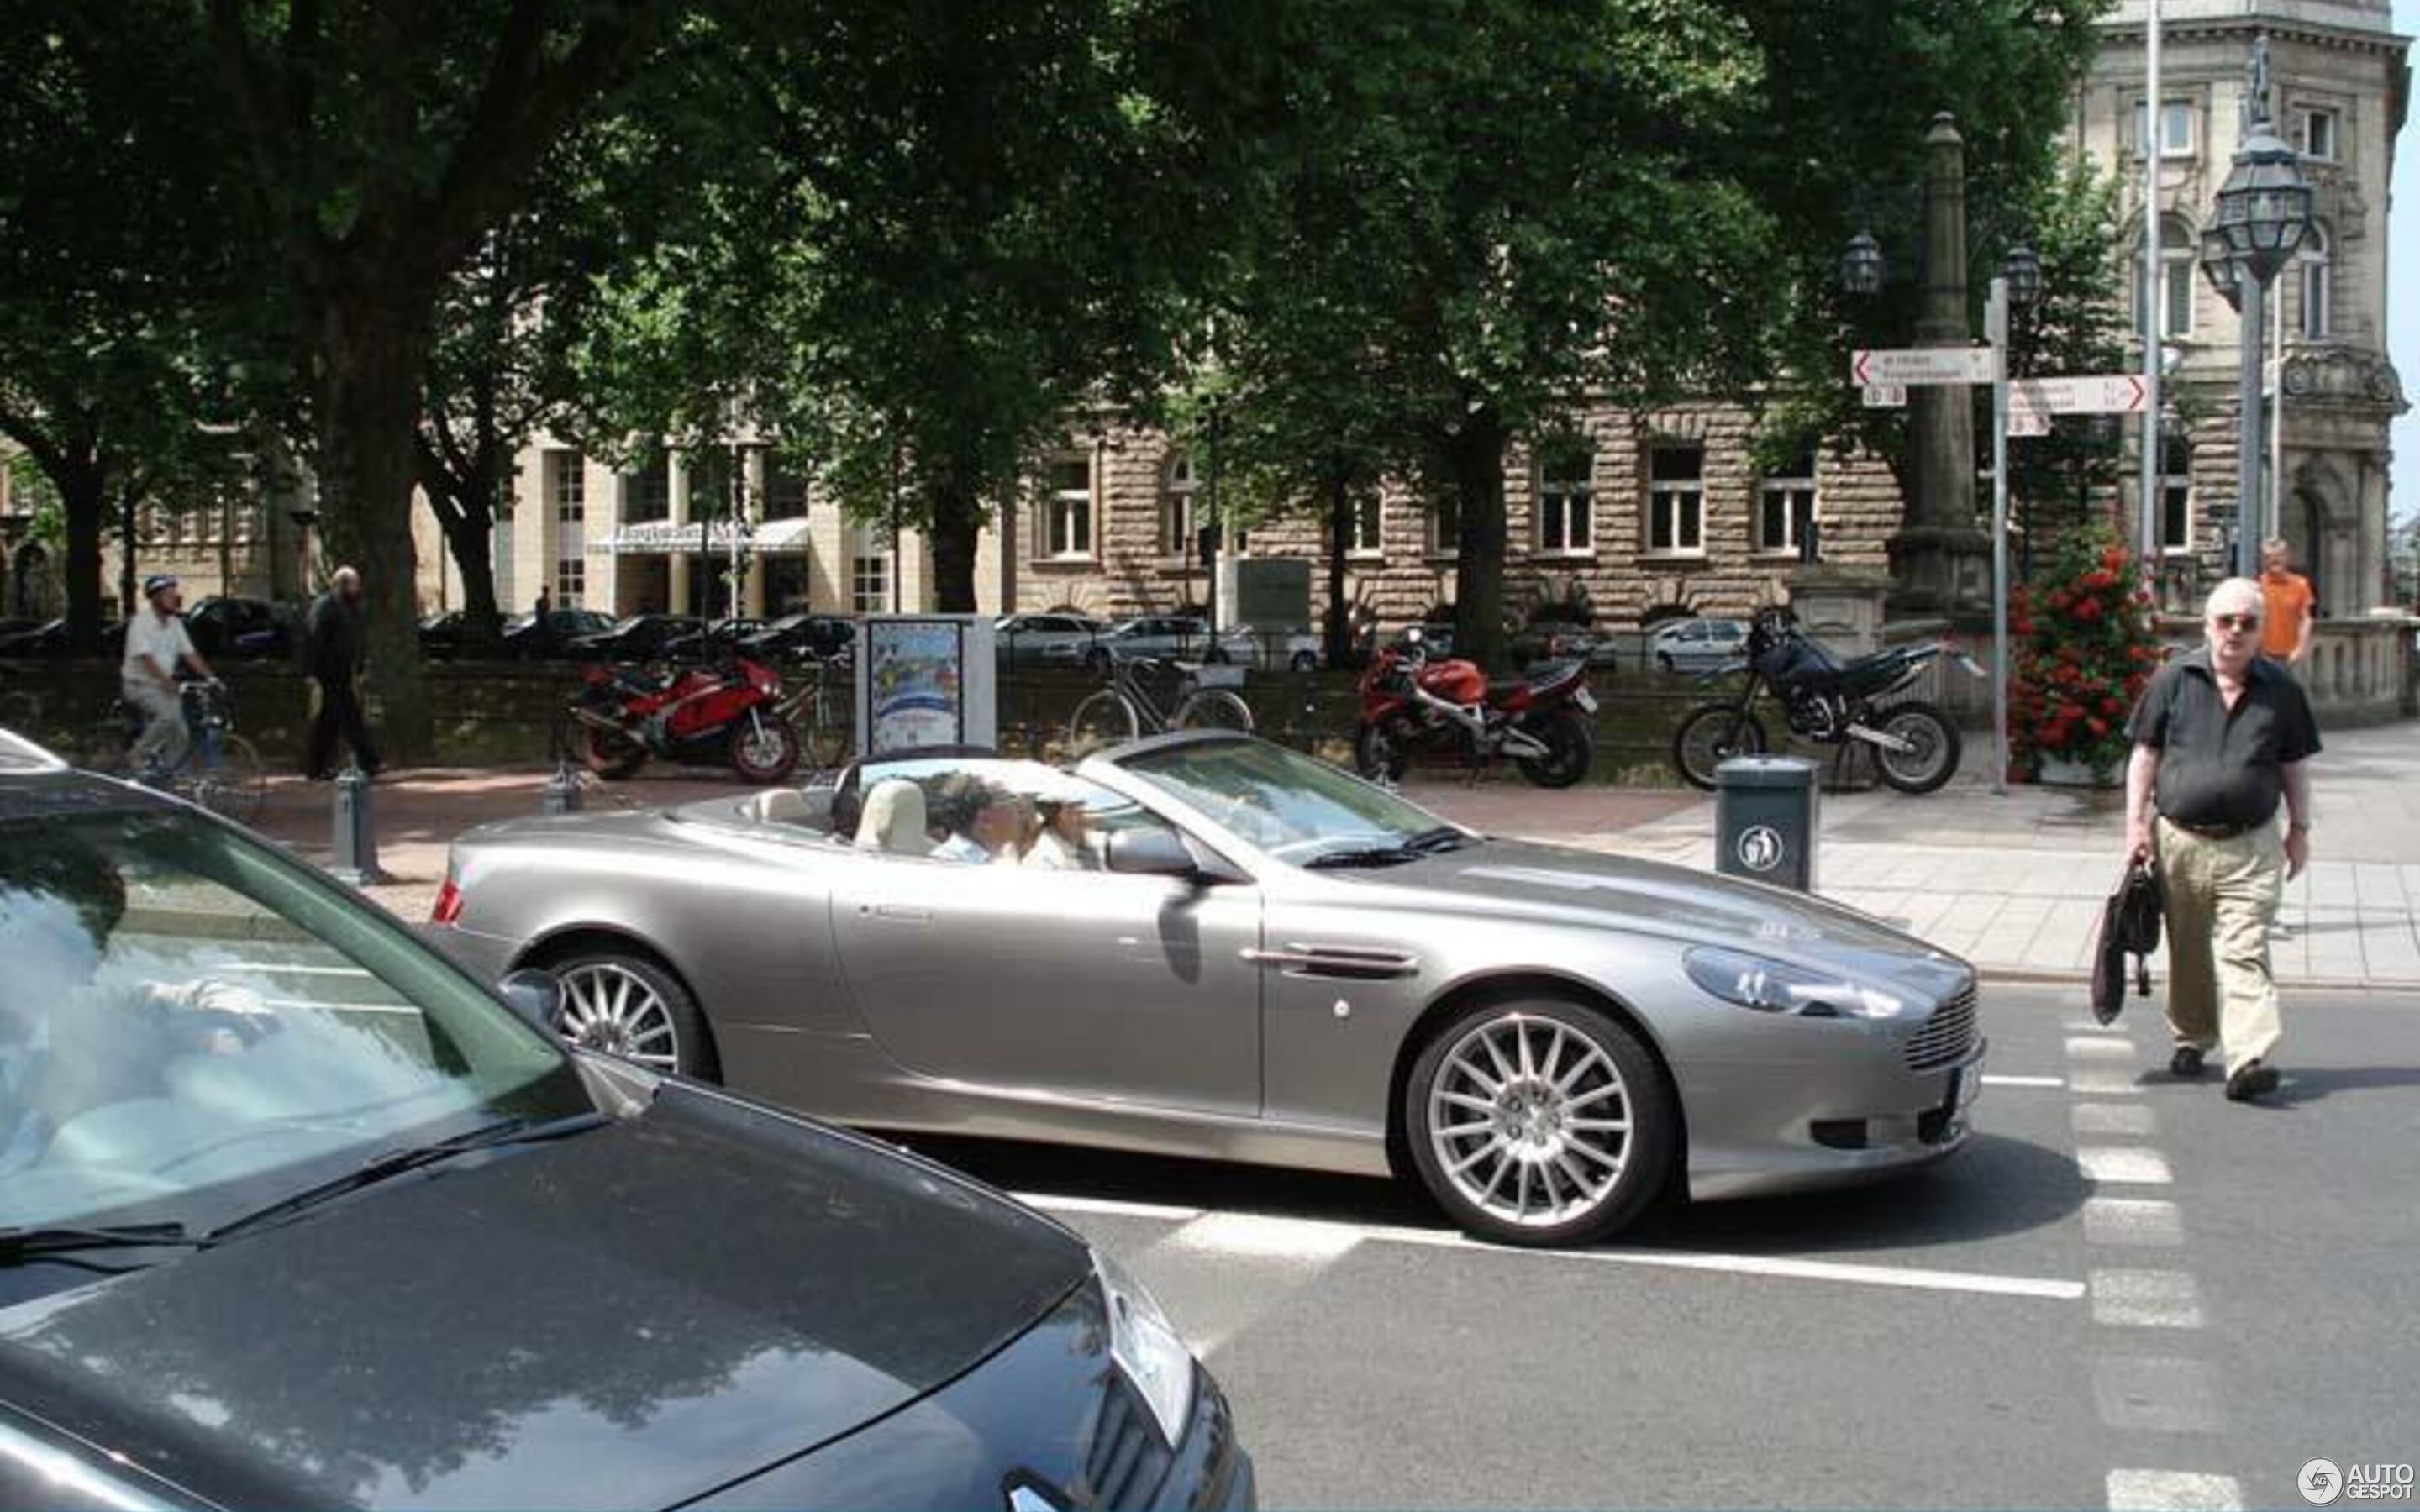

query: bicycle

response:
[777,654,852,774]
[1064,654,1254,758]
[87,679,268,824]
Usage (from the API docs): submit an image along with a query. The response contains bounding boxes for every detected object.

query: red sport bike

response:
[1352,627,1597,788]
[565,654,802,785]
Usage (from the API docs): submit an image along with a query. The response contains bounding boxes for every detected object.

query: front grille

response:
[1902,982,1978,1071]
[1083,1374,1175,1512]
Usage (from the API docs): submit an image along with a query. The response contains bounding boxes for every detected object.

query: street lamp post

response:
[2199,35,2313,580]
[1985,244,2042,797]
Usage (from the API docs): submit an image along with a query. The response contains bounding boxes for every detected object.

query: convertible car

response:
[435,733,1984,1246]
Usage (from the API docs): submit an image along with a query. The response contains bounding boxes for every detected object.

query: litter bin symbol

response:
[1714,756,1818,891]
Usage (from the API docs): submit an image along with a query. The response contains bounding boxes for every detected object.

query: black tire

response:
[1204,645,1231,665]
[1083,647,1112,675]
[1289,650,1319,674]
[1066,689,1141,757]
[1171,688,1254,732]
[1655,652,1675,675]
[1671,704,1767,790]
[535,947,719,1080]
[1870,700,1960,795]
[1352,720,1409,782]
[1515,706,1594,789]
[728,713,801,785]
[190,733,267,826]
[1403,996,1676,1247]
[579,722,647,780]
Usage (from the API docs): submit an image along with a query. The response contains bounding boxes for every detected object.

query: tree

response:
[0,2,262,647]
[2004,156,2134,570]
[203,0,676,754]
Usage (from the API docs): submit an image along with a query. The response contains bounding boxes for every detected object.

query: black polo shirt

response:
[2124,647,2321,831]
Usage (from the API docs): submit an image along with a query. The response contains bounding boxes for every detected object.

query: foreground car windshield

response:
[1116,738,1458,859]
[0,807,585,1238]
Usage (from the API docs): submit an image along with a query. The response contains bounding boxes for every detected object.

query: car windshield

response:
[1114,738,1464,862]
[0,806,587,1240]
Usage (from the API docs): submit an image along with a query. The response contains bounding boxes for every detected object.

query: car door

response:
[828,774,1263,1116]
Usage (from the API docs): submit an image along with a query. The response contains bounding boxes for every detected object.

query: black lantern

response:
[2198,224,2244,309]
[2208,118,2312,286]
[1839,230,1886,296]
[2001,243,2043,304]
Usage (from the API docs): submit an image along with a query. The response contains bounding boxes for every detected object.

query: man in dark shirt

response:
[2123,577,2320,1102]
[302,565,381,780]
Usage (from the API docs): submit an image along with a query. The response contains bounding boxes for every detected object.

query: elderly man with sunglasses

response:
[2123,578,2320,1102]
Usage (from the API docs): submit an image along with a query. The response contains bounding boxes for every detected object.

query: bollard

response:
[329,764,392,885]
[1713,754,1820,892]
[543,759,584,816]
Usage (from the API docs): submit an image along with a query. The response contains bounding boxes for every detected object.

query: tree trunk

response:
[1323,473,1352,669]
[1444,412,1510,672]
[416,444,503,640]
[118,489,139,628]
[315,289,437,760]
[927,469,982,614]
[60,457,108,654]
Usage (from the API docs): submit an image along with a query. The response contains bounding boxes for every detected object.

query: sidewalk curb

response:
[1977,966,2420,994]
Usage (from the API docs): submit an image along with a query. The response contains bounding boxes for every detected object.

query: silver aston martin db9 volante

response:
[434,732,1982,1246]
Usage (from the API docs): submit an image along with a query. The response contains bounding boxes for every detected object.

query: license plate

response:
[1573,686,1598,713]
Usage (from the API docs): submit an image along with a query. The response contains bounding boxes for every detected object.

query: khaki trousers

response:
[2153,815,2286,1075]
[121,675,188,773]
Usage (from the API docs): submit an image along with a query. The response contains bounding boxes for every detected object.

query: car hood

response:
[1348,837,1970,999]
[0,1085,1088,1511]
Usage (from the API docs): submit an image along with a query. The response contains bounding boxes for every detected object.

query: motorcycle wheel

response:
[581,725,647,780]
[1516,706,1595,789]
[1871,701,1960,795]
[1353,720,1410,783]
[1671,704,1767,790]
[729,713,802,785]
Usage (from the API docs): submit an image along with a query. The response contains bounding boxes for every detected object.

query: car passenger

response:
[1024,776,1097,871]
[931,775,1025,865]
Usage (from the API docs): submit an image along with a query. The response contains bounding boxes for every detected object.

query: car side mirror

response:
[1105,827,1247,887]
[497,968,565,1035]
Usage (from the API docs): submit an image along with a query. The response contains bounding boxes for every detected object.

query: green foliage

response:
[2010,523,2164,780]
[2006,155,2134,548]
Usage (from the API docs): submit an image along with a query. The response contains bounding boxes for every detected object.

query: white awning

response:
[602,517,813,555]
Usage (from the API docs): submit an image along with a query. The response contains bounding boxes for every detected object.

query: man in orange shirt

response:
[2258,538,2315,666]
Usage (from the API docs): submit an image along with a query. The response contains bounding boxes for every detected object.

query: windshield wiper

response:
[205,1110,611,1243]
[1303,844,1420,869]
[0,1222,207,1263]
[1405,825,1472,853]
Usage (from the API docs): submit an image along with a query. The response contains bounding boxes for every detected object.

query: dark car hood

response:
[0,1085,1088,1510]
[1353,837,1971,999]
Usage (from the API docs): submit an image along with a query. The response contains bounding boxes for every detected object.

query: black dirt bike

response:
[1670,607,1976,795]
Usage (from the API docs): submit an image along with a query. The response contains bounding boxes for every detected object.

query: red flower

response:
[2088,717,2108,738]
[2075,597,2103,622]
[2100,696,2123,716]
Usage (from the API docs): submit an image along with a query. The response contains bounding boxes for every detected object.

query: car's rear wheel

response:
[1656,651,1675,674]
[1405,998,1674,1246]
[540,949,718,1079]
[1289,649,1318,674]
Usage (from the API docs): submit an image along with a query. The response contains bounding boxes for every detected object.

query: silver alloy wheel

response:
[1426,1012,1632,1228]
[554,962,681,1072]
[738,722,788,769]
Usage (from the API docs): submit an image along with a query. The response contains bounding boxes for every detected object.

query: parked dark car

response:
[656,617,765,663]
[562,613,703,663]
[424,608,616,661]
[184,596,292,659]
[0,618,126,659]
[0,729,1252,1512]
[734,612,857,666]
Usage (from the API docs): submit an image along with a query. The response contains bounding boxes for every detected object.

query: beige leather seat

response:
[853,778,934,856]
[749,788,814,827]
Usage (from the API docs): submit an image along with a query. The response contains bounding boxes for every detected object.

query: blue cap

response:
[142,574,179,599]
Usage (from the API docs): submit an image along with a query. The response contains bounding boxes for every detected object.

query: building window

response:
[1347,492,1384,557]
[1427,496,1460,556]
[555,558,586,606]
[2132,97,2196,160]
[2297,106,2338,162]
[2160,438,2192,554]
[852,554,890,612]
[553,451,585,522]
[1044,456,1093,559]
[1535,446,1593,554]
[2138,215,2196,339]
[2296,222,2332,340]
[1647,446,1705,556]
[1161,454,1197,558]
[763,466,808,520]
[623,454,670,523]
[1756,453,1818,556]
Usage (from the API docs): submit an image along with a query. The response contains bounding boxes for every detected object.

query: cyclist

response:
[120,575,216,779]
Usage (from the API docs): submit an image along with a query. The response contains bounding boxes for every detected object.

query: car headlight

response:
[1093,1250,1196,1447]
[1685,946,1911,1020]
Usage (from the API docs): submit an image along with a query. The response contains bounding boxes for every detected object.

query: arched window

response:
[2296,223,2332,341]
[1161,454,1197,558]
[2137,215,2196,339]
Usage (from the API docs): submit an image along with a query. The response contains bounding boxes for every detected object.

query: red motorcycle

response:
[566,654,802,785]
[1352,628,1598,788]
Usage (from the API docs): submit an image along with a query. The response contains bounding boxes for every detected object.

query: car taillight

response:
[431,878,463,927]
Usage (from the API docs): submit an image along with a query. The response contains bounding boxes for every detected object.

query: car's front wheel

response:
[539,948,719,1080]
[1404,998,1675,1246]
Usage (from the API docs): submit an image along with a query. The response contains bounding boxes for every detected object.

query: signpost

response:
[1861,384,1908,409]
[1850,346,2000,387]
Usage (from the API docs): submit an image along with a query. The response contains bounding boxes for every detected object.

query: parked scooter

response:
[566,653,802,785]
[1670,606,1976,793]
[1353,627,1597,788]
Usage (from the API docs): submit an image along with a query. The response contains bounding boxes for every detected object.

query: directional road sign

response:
[1850,346,2001,387]
[2005,409,2052,438]
[1861,384,1907,408]
[2008,375,2148,415]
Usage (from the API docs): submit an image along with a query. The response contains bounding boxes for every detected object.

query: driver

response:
[0,837,273,1177]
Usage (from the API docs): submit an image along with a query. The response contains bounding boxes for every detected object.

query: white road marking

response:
[2070,1065,2149,1095]
[2074,1103,2160,1137]
[1166,1212,1365,1264]
[2066,1036,2141,1060]
[2066,1019,2133,1035]
[2106,1468,2244,1510]
[2091,1269,2207,1329]
[2091,1355,2226,1433]
[1013,1193,2083,1300]
[2083,1198,2186,1248]
[1983,1074,2068,1089]
[2079,1147,2175,1185]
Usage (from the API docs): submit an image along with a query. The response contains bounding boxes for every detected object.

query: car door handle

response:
[1240,944,1420,980]
[867,904,931,923]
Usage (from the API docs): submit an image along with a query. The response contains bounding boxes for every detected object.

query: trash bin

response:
[1714,755,1819,892]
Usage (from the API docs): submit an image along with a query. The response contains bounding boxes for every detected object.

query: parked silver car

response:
[1648,617,1752,673]
[435,733,1983,1247]
[996,612,1107,667]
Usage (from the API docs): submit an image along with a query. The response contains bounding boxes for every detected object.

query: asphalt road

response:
[901,984,2420,1510]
